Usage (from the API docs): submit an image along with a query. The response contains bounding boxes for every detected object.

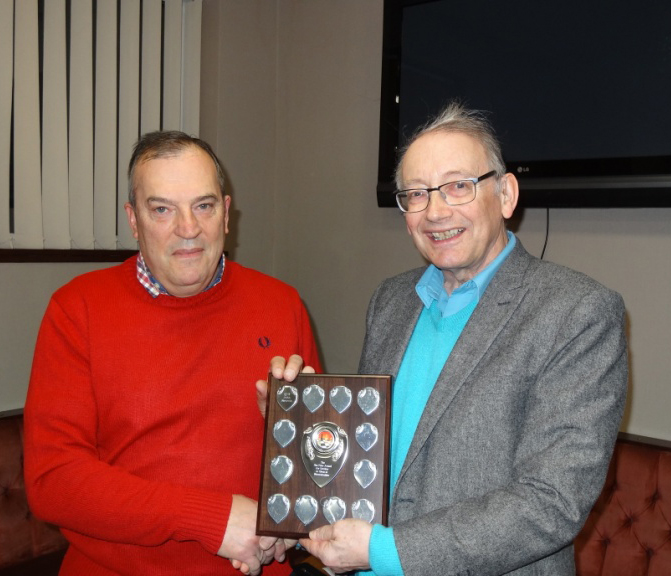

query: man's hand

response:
[218,495,280,576]
[299,519,372,574]
[255,355,316,416]
[230,538,297,574]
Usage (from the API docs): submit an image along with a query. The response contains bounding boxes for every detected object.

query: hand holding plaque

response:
[256,374,391,538]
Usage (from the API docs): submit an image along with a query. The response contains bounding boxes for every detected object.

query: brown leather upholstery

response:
[0,415,67,571]
[575,437,671,576]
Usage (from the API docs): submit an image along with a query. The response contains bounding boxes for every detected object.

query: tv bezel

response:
[376,0,671,209]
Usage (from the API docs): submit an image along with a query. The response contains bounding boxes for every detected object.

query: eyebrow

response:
[145,194,221,205]
[403,171,469,188]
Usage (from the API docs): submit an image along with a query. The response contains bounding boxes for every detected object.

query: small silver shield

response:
[329,386,352,413]
[302,384,325,413]
[357,387,380,415]
[351,499,376,523]
[353,459,377,489]
[276,385,298,411]
[322,497,347,524]
[273,419,296,448]
[267,494,290,524]
[270,455,294,485]
[295,495,319,526]
[355,423,378,452]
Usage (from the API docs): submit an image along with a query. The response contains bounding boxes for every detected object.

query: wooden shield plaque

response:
[256,373,391,538]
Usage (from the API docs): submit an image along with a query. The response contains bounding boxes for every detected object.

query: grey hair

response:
[395,101,506,191]
[127,131,226,207]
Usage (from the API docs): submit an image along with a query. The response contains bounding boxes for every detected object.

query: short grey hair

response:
[395,101,506,190]
[127,131,226,207]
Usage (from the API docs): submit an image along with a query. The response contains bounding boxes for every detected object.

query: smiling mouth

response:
[429,228,464,241]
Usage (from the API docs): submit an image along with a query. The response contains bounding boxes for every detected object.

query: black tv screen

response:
[377,0,671,208]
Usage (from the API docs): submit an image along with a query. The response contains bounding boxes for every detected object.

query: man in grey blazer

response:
[274,103,627,576]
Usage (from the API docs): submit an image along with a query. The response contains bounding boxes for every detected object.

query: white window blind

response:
[0,0,202,250]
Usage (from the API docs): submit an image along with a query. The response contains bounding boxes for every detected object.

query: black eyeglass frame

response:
[395,170,498,213]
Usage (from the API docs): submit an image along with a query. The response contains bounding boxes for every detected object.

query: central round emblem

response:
[312,424,338,454]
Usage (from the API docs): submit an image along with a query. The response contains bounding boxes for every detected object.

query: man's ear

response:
[124,202,139,240]
[499,173,519,219]
[223,195,231,235]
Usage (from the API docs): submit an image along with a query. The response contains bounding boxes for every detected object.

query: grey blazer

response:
[359,240,628,576]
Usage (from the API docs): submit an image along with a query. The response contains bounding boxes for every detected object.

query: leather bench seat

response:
[0,415,66,573]
[575,436,671,576]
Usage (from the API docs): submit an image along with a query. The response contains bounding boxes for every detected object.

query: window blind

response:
[0,0,202,250]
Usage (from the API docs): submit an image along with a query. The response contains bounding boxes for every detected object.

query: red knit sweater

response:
[24,258,321,576]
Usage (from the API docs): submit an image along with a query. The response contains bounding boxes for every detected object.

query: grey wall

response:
[0,261,115,412]
[2,0,670,441]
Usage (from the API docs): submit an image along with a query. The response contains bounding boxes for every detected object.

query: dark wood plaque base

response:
[256,373,391,538]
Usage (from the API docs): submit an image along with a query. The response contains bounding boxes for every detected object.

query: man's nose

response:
[425,189,454,220]
[175,209,201,238]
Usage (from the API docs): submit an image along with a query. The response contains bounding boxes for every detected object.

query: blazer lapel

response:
[363,271,424,377]
[378,301,423,377]
[397,242,535,482]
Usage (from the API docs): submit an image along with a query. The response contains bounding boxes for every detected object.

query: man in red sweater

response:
[24,131,321,576]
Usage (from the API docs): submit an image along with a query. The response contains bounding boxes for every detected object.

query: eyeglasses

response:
[395,170,498,213]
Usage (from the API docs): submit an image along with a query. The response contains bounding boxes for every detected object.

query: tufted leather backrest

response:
[575,437,671,576]
[0,415,67,570]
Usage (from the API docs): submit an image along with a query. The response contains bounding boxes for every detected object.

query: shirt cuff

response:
[369,524,404,576]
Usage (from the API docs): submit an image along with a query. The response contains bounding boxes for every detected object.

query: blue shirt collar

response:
[415,231,516,317]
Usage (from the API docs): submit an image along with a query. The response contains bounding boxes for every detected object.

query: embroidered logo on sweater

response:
[258,336,271,348]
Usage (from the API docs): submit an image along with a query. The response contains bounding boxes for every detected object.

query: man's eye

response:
[196,203,214,211]
[154,206,168,214]
[408,190,426,199]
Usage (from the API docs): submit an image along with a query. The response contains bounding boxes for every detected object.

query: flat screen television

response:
[377,0,671,208]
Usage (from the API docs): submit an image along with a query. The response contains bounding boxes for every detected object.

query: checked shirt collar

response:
[135,252,225,298]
